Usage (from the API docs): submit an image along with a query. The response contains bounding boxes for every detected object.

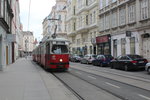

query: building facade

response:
[42,0,68,40]
[11,0,22,60]
[98,0,150,61]
[22,31,35,56]
[67,0,99,55]
[0,0,14,70]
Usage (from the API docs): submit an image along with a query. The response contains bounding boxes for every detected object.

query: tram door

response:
[142,38,150,61]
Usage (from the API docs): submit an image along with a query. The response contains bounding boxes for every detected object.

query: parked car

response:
[145,62,150,74]
[92,55,113,67]
[69,54,73,61]
[110,54,148,71]
[80,54,97,64]
[70,55,83,62]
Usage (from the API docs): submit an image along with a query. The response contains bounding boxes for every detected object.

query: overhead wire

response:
[28,0,31,31]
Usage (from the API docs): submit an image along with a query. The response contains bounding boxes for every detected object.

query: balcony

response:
[67,31,76,37]
[88,23,98,30]
[86,2,98,11]
[76,25,89,33]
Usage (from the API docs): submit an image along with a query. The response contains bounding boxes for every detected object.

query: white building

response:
[22,31,35,56]
[42,0,67,39]
[66,0,99,55]
[98,0,150,61]
[11,0,22,60]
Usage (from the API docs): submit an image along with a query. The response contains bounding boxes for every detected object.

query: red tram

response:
[32,37,70,71]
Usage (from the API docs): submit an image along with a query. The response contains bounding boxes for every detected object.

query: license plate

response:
[139,61,144,63]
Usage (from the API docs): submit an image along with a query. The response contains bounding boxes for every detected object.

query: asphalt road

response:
[53,62,150,100]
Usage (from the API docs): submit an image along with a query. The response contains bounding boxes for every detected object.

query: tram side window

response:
[52,45,68,54]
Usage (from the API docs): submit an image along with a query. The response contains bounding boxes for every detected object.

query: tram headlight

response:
[60,59,63,62]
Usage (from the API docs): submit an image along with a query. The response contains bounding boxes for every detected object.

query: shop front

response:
[96,35,111,55]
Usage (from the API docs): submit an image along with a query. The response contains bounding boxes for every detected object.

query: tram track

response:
[52,69,150,100]
[52,72,126,100]
[70,68,150,93]
[71,64,150,83]
[52,73,85,100]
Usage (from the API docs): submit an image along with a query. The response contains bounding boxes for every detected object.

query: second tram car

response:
[32,37,70,71]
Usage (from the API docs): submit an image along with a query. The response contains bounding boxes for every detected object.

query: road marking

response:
[88,76,96,80]
[105,82,120,89]
[75,71,82,75]
[138,94,150,100]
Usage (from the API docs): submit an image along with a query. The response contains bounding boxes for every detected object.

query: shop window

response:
[104,43,109,55]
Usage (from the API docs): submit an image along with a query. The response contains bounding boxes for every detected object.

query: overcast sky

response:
[19,0,56,41]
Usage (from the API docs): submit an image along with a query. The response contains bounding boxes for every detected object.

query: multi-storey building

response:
[98,0,150,61]
[42,16,50,37]
[67,0,99,55]
[11,0,22,61]
[42,0,67,40]
[0,0,14,70]
[22,31,35,56]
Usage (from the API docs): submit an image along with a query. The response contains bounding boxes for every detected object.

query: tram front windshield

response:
[52,45,68,54]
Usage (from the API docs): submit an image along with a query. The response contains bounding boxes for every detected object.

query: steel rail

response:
[51,73,85,100]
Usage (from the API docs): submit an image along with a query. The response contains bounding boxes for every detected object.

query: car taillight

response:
[144,59,148,63]
[131,60,137,63]
[102,58,106,61]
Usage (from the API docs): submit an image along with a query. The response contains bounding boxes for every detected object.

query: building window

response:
[90,13,92,24]
[106,0,109,6]
[105,13,110,30]
[73,6,76,15]
[99,0,103,9]
[93,11,96,23]
[112,0,117,3]
[77,39,80,45]
[130,37,135,54]
[119,7,126,26]
[58,15,61,20]
[111,10,117,28]
[86,0,88,6]
[99,15,104,31]
[128,3,136,23]
[1,0,4,17]
[104,43,110,55]
[121,38,126,55]
[82,38,85,44]
[73,22,76,31]
[72,37,75,44]
[140,0,149,20]
[86,15,88,25]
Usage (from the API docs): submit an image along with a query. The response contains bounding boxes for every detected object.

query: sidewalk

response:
[0,58,78,100]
